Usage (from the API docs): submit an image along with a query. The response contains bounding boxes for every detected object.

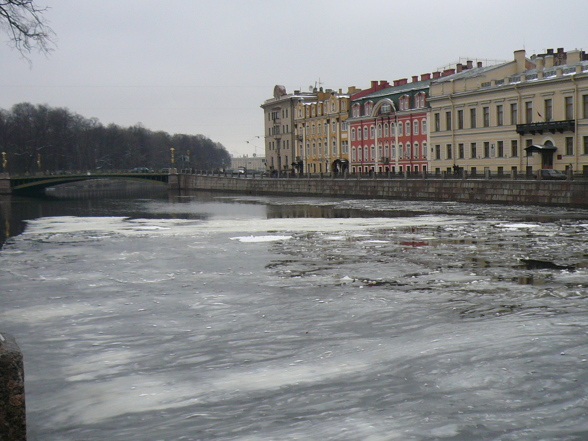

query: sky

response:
[0,0,586,157]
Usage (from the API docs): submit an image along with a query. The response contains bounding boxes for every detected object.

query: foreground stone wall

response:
[176,175,588,208]
[0,333,26,441]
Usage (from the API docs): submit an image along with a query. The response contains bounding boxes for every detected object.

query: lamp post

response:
[170,148,175,167]
[1,152,6,171]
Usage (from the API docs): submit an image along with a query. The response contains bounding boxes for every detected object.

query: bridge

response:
[0,171,170,195]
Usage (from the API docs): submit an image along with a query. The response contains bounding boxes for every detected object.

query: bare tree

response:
[0,0,55,58]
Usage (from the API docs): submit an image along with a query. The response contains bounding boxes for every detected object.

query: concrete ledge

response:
[0,333,26,441]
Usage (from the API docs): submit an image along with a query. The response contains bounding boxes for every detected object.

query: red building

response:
[348,75,431,174]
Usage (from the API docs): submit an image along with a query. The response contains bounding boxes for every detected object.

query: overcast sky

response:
[1,0,586,157]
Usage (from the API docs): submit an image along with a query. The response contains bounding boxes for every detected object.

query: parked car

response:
[535,169,567,180]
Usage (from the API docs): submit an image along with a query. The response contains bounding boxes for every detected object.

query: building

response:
[348,78,431,174]
[428,48,588,175]
[230,155,266,172]
[293,87,357,174]
[261,85,316,174]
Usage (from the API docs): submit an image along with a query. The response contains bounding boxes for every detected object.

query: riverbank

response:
[175,173,588,207]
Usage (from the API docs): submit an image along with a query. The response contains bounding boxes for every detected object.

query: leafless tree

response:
[0,0,55,58]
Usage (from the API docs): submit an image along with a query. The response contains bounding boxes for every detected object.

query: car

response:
[131,167,152,173]
[535,169,567,180]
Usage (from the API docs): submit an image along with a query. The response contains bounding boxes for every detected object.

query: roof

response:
[352,79,431,103]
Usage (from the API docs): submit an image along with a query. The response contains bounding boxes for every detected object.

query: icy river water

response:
[1,189,588,440]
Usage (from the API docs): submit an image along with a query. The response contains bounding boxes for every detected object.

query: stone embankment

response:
[0,333,26,441]
[172,173,588,207]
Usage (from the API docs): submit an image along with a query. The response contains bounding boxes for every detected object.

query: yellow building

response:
[428,48,588,176]
[293,87,357,175]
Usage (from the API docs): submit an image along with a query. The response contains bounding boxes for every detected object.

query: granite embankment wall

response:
[173,174,588,207]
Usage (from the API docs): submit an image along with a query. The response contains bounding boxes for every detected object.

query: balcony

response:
[516,120,575,135]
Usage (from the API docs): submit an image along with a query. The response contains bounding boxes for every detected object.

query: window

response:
[398,122,403,136]
[470,142,477,158]
[422,119,427,134]
[446,144,452,159]
[445,111,452,130]
[364,127,369,140]
[470,108,477,128]
[434,113,440,131]
[544,99,553,121]
[497,141,504,158]
[483,107,490,127]
[510,103,518,125]
[484,141,490,158]
[435,144,441,160]
[423,143,427,158]
[565,96,574,120]
[377,124,382,137]
[351,128,355,141]
[413,121,419,135]
[384,123,389,137]
[583,95,588,119]
[525,101,533,123]
[352,147,356,161]
[584,136,588,155]
[511,140,518,157]
[370,126,375,139]
[406,121,411,135]
[458,143,465,159]
[332,140,337,155]
[497,105,503,126]
[457,109,464,129]
[566,137,574,155]
[357,127,362,140]
[399,143,403,159]
[406,143,411,159]
[413,142,419,158]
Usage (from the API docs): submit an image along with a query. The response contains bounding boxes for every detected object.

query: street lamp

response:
[1,152,6,171]
[170,148,175,167]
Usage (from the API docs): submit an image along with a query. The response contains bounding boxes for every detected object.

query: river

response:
[1,184,588,440]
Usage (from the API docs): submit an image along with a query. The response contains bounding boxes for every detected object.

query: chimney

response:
[514,49,526,73]
[371,80,378,89]
[432,72,441,79]
[545,54,554,68]
[456,63,463,73]
[442,68,455,77]
[477,61,483,68]
[466,60,473,69]
[421,73,431,81]
[535,56,544,70]
[567,49,582,64]
[411,75,418,82]
[380,80,390,87]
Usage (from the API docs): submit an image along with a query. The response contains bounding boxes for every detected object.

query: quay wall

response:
[176,174,588,208]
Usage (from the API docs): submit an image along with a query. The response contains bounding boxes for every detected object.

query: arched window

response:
[406,143,411,159]
[423,142,428,158]
[378,124,382,137]
[399,143,404,159]
[351,128,356,141]
[370,126,375,139]
[413,142,419,158]
[352,147,356,161]
[384,123,389,137]
[363,127,368,140]
[405,121,410,135]
[414,120,419,135]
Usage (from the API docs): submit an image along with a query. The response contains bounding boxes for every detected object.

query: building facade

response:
[293,87,356,174]
[428,48,588,175]
[348,78,431,174]
[261,85,316,174]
